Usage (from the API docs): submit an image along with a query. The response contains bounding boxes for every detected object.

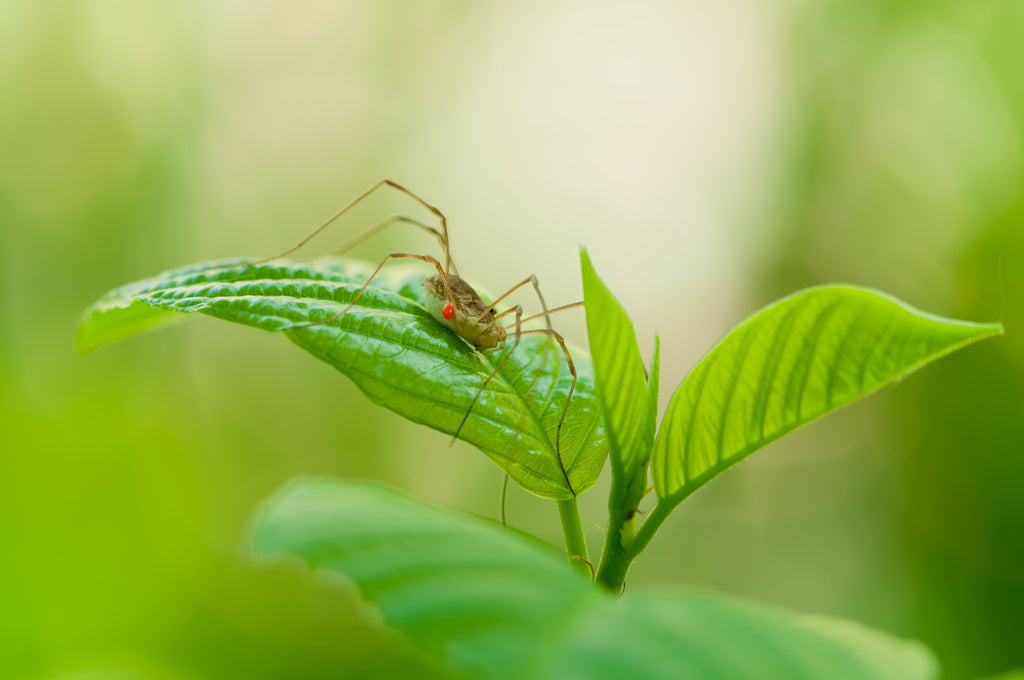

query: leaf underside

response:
[252,478,939,680]
[76,257,606,499]
[652,285,1002,507]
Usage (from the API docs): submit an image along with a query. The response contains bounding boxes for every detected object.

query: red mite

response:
[442,301,455,320]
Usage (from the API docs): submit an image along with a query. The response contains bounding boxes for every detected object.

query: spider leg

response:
[254,179,458,274]
[515,327,578,496]
[451,305,524,445]
[284,252,452,331]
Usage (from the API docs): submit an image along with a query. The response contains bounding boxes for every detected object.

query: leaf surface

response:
[252,478,939,680]
[541,590,937,680]
[652,285,1002,506]
[76,257,606,499]
[251,478,601,679]
[580,249,655,511]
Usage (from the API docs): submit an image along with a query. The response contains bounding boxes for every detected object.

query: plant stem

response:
[594,512,631,591]
[593,471,630,593]
[556,497,591,578]
[630,499,672,556]
[594,471,633,591]
[595,500,672,592]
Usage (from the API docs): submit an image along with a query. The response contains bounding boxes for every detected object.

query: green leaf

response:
[76,257,606,499]
[580,249,655,512]
[251,477,939,680]
[250,478,602,679]
[651,285,1003,507]
[541,591,938,680]
[646,334,661,449]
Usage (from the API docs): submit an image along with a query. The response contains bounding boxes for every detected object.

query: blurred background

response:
[1,1,1021,678]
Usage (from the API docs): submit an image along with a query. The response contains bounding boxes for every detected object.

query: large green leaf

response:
[540,591,937,680]
[250,478,602,679]
[251,477,939,680]
[76,257,606,499]
[580,249,656,513]
[651,286,1002,507]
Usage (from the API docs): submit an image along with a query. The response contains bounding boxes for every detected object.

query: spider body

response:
[423,274,507,350]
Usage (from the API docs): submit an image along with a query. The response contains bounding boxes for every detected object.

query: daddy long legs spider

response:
[259,180,584,496]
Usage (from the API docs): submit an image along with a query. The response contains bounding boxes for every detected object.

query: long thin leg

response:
[284,252,453,331]
[451,304,523,444]
[452,310,578,496]
[494,301,583,392]
[475,275,553,334]
[333,214,446,258]
[526,276,555,335]
[515,327,578,496]
[478,276,560,384]
[255,178,458,276]
[497,301,584,324]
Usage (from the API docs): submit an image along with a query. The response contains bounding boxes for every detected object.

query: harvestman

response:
[252,180,584,496]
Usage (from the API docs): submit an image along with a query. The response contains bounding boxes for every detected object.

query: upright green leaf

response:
[76,257,606,499]
[251,477,939,680]
[646,334,661,444]
[651,285,1002,507]
[580,249,655,512]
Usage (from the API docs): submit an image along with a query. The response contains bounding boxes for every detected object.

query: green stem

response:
[595,471,633,591]
[557,497,591,578]
[630,500,672,557]
[595,500,673,592]
[595,513,631,591]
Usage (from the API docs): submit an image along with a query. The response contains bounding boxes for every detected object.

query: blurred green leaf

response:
[580,249,655,512]
[48,672,180,680]
[651,286,1002,507]
[76,257,606,499]
[252,477,939,680]
[543,591,938,680]
[250,478,602,679]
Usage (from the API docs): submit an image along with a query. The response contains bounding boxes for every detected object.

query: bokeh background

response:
[2,2,1022,678]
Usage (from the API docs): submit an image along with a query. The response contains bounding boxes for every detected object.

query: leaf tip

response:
[952,319,1005,345]
[73,314,100,356]
[579,246,594,274]
[73,337,95,356]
